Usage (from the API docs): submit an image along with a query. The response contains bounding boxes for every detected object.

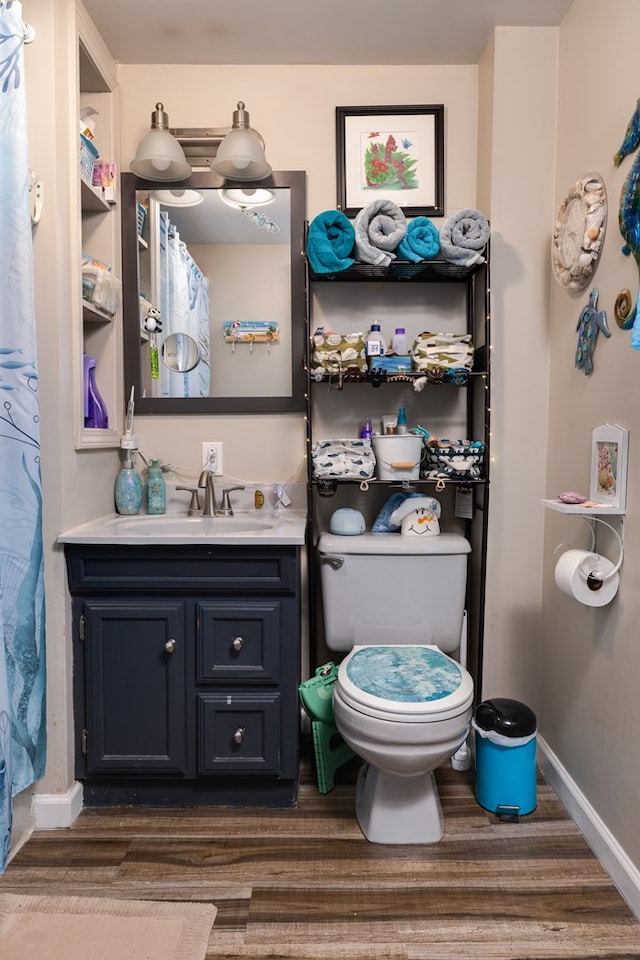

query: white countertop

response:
[58,510,308,546]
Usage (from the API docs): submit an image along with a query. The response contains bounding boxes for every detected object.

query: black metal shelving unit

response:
[305,254,491,702]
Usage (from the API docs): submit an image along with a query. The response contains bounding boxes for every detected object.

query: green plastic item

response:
[299,662,340,725]
[299,662,356,794]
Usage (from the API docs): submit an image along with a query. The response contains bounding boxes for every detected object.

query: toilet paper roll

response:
[554,549,619,607]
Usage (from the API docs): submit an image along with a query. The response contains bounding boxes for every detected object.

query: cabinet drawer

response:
[196,600,281,682]
[198,693,280,774]
[66,545,298,594]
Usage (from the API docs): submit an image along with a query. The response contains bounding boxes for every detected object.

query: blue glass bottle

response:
[114,454,143,515]
[146,458,166,515]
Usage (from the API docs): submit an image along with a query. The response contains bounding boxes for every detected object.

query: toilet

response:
[317,531,474,844]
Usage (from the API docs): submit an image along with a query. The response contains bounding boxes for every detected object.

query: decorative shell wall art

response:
[551,173,607,292]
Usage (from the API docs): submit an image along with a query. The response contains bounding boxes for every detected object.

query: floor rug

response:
[0,893,217,960]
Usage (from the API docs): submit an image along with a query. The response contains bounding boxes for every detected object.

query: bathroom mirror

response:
[121,170,307,414]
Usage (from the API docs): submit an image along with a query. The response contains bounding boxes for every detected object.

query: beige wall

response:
[542,0,640,868]
[477,28,558,708]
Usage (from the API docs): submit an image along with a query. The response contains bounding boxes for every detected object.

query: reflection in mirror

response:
[122,171,306,415]
[161,333,201,373]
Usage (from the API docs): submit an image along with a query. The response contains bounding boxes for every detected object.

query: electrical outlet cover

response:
[202,441,223,475]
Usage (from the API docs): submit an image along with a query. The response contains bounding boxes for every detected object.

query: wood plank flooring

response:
[2,745,639,959]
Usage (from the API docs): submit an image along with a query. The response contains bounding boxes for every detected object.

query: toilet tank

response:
[317,532,471,653]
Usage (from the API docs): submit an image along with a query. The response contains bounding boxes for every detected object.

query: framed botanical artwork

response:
[336,105,445,218]
[590,423,629,510]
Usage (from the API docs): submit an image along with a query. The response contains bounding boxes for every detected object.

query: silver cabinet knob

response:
[233,727,246,744]
[165,638,176,654]
[232,636,245,651]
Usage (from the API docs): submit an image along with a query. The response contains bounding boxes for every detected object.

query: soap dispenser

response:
[146,458,166,515]
[114,452,143,515]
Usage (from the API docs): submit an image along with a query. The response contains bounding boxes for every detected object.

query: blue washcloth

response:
[440,208,490,266]
[354,199,407,267]
[397,217,440,263]
[306,210,355,274]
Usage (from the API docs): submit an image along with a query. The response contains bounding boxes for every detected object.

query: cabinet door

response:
[82,600,187,775]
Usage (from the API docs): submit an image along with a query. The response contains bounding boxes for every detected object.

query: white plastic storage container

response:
[372,434,423,480]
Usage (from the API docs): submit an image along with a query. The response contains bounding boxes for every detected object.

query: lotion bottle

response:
[396,406,408,435]
[146,459,166,515]
[365,321,385,358]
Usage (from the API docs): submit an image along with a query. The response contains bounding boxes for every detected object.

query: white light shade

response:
[220,187,274,209]
[211,128,272,181]
[130,103,192,181]
[152,189,204,207]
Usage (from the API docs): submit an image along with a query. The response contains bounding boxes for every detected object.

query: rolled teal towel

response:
[306,210,355,274]
[397,217,440,263]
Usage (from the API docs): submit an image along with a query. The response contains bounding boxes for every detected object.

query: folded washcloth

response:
[306,210,355,274]
[439,208,490,266]
[397,216,440,263]
[353,199,407,267]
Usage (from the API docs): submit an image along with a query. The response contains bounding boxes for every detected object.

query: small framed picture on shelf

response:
[336,105,445,218]
[590,423,629,510]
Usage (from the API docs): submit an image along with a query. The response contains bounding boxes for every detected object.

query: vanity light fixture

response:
[169,102,272,182]
[130,103,192,182]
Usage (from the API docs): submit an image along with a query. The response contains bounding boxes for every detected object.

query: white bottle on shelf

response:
[392,326,408,355]
[365,320,386,357]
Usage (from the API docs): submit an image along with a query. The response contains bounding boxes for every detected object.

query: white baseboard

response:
[31,781,83,830]
[537,735,640,921]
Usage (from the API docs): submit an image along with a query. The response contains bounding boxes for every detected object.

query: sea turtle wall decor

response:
[576,287,611,376]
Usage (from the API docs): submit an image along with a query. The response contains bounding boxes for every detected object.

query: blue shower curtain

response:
[0,1,47,872]
[159,212,211,397]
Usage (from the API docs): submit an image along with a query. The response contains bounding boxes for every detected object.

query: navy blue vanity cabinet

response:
[65,544,301,806]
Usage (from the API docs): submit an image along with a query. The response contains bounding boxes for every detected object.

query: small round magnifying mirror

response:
[161,333,201,373]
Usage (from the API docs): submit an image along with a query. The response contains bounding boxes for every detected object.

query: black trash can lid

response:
[475,698,536,738]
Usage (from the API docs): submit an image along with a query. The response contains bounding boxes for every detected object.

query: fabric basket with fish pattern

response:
[311,438,375,479]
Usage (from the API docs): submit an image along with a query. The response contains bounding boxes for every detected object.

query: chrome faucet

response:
[198,469,219,517]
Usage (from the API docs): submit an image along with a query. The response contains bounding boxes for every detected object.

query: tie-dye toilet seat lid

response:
[338,645,473,719]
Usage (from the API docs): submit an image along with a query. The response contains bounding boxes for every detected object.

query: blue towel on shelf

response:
[306,210,355,274]
[397,217,440,263]
[354,199,407,267]
[439,208,490,266]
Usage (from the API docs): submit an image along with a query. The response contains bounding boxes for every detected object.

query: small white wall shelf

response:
[541,498,625,516]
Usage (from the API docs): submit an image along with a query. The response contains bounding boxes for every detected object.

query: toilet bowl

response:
[317,530,474,844]
[333,644,474,843]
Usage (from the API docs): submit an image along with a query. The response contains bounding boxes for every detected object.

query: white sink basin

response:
[58,511,307,546]
[113,515,274,535]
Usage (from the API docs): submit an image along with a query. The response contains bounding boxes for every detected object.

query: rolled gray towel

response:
[354,199,408,266]
[440,209,490,266]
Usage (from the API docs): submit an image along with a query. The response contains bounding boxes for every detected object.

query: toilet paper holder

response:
[554,515,624,592]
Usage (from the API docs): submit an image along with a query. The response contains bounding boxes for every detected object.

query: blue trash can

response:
[473,698,537,818]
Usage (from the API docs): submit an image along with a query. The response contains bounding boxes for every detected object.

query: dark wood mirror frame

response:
[121,170,307,415]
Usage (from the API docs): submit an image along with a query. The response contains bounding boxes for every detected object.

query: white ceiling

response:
[82,0,572,66]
